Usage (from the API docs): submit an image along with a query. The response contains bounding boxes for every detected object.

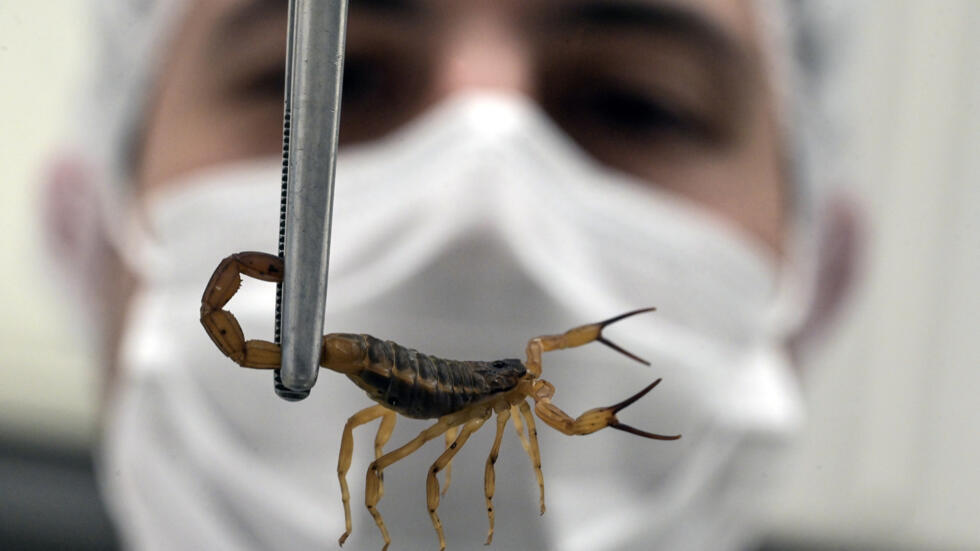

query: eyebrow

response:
[213,0,423,53]
[554,1,752,72]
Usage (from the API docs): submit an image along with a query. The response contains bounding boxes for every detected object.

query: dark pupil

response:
[492,360,506,369]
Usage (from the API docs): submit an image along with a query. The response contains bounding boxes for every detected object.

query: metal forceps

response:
[274,0,349,401]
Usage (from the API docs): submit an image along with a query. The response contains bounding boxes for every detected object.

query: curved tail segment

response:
[200,252,284,369]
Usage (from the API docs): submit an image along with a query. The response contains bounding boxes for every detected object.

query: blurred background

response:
[1,2,977,550]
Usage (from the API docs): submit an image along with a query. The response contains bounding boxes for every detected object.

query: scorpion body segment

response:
[322,333,526,419]
[200,252,679,551]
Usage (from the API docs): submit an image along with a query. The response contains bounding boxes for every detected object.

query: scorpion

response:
[200,251,680,551]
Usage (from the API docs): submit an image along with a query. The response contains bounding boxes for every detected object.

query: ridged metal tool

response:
[274,0,349,401]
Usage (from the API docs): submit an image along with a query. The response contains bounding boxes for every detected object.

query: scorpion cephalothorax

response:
[201,251,680,551]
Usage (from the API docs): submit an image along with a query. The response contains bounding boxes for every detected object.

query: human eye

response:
[335,13,435,144]
[531,12,752,167]
[337,49,430,144]
[543,76,724,147]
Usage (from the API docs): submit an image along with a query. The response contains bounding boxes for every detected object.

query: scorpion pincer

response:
[200,251,680,551]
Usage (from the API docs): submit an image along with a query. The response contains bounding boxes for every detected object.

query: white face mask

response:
[108,93,802,550]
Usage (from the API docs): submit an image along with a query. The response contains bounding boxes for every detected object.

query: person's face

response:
[138,0,786,253]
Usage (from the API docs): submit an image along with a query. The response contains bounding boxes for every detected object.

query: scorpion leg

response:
[524,307,656,377]
[508,404,541,512]
[510,405,532,454]
[517,401,546,515]
[199,252,284,369]
[338,405,389,546]
[365,416,458,551]
[373,412,397,501]
[483,407,511,545]
[532,378,681,440]
[440,425,459,496]
[427,416,488,551]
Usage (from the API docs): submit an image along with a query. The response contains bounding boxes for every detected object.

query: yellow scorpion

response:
[200,251,680,550]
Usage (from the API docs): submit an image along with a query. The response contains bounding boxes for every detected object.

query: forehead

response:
[214,0,764,42]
